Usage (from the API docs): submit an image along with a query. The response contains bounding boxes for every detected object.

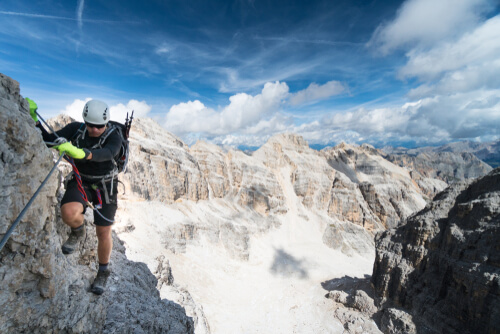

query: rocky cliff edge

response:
[371,167,499,333]
[0,73,196,333]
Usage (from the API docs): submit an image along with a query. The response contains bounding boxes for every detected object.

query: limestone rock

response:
[122,118,209,202]
[372,168,500,334]
[103,236,195,334]
[190,141,231,199]
[155,255,174,287]
[322,220,375,256]
[255,133,335,211]
[46,113,76,132]
[0,73,195,333]
[322,143,447,229]
[386,151,492,183]
[227,147,286,215]
[380,308,417,334]
[324,276,381,334]
[384,140,500,169]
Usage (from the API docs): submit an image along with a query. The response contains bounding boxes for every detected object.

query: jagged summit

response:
[47,113,76,129]
[263,132,310,148]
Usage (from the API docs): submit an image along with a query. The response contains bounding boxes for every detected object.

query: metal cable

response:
[0,154,64,251]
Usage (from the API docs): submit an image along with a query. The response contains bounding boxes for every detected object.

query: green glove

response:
[55,142,89,159]
[25,98,39,122]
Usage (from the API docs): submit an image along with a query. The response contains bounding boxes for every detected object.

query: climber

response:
[26,98,120,295]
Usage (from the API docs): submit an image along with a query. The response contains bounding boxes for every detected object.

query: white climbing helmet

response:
[82,100,109,125]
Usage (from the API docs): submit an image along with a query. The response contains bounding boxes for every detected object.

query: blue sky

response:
[1,0,499,148]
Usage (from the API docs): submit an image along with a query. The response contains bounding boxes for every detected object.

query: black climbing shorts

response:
[61,178,118,227]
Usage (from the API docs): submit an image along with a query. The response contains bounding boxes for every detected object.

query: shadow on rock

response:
[269,248,308,279]
[321,274,374,298]
[321,275,384,333]
[102,232,195,334]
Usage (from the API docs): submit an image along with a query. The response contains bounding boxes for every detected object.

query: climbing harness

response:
[69,111,133,220]
[71,111,134,204]
[43,123,115,222]
[1,111,132,250]
[0,154,65,251]
[66,156,114,224]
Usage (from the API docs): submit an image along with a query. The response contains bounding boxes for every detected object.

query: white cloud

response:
[326,105,414,136]
[62,98,151,123]
[402,15,500,99]
[110,100,151,122]
[164,75,499,148]
[155,43,170,55]
[314,90,500,145]
[400,15,500,80]
[368,0,492,54]
[289,81,345,106]
[61,98,90,121]
[353,0,500,147]
[164,81,289,136]
[165,100,219,134]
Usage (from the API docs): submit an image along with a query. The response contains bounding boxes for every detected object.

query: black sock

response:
[72,225,84,232]
[99,263,109,272]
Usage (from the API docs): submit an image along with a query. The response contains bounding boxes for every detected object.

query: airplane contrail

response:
[77,0,84,30]
[0,10,131,24]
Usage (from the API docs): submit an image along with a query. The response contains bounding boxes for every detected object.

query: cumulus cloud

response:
[61,98,151,123]
[368,0,492,54]
[316,91,500,145]
[61,98,90,121]
[289,81,346,106]
[110,100,151,122]
[328,106,411,135]
[352,0,500,147]
[403,15,500,99]
[164,81,289,136]
[400,16,500,79]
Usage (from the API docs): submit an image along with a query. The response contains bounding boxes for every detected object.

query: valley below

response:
[1,72,498,334]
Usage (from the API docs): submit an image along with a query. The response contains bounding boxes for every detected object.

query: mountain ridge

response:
[383,140,500,168]
[1,72,497,333]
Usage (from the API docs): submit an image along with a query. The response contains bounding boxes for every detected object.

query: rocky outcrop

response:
[123,118,209,202]
[0,73,195,333]
[386,151,493,183]
[121,129,451,256]
[322,143,446,230]
[256,134,335,211]
[384,140,500,168]
[189,141,231,199]
[371,168,500,334]
[323,276,382,334]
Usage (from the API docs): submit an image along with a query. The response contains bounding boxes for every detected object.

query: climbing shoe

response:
[91,269,111,295]
[61,226,86,254]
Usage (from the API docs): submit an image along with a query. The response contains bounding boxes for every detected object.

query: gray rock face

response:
[386,151,493,183]
[322,143,445,230]
[372,168,500,334]
[324,276,382,334]
[0,73,195,333]
[386,140,500,168]
[380,308,417,334]
[124,118,209,202]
